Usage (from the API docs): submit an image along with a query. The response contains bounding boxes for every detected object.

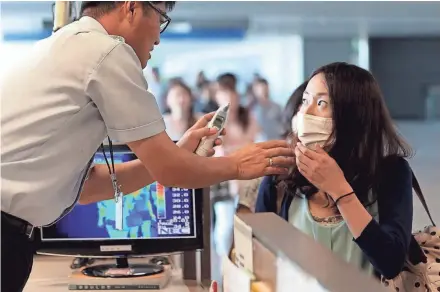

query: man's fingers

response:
[189,127,218,140]
[270,156,295,167]
[264,166,289,176]
[192,112,215,128]
[258,140,290,149]
[206,148,216,157]
[265,147,295,158]
[214,138,223,146]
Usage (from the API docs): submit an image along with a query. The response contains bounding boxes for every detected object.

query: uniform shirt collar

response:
[78,16,109,35]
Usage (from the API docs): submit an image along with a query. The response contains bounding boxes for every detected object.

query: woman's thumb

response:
[315,143,325,153]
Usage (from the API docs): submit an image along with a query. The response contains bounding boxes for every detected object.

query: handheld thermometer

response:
[195,103,230,157]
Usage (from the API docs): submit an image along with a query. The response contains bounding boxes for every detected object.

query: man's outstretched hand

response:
[228,140,295,180]
[177,112,225,157]
[177,112,294,181]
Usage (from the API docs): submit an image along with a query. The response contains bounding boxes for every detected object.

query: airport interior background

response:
[1,1,440,291]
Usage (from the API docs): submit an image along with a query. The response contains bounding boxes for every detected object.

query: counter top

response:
[24,255,207,292]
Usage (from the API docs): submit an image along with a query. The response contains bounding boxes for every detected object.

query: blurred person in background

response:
[242,72,263,110]
[235,80,310,215]
[252,78,284,141]
[212,74,261,257]
[196,70,209,90]
[148,67,166,113]
[196,81,218,113]
[193,71,211,113]
[216,72,237,93]
[163,80,199,141]
[215,74,260,153]
[244,83,258,110]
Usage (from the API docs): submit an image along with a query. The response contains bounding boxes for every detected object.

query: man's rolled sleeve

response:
[85,42,165,143]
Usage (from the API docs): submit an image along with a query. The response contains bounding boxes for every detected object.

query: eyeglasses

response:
[147,2,171,34]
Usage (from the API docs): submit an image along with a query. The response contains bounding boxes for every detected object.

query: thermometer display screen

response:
[213,116,225,129]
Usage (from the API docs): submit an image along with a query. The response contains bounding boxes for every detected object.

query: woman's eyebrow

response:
[306,91,329,98]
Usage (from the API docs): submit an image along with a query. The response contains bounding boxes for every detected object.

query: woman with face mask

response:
[163,80,199,141]
[255,62,426,280]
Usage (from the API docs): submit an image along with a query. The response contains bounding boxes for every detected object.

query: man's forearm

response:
[128,132,237,189]
[175,155,237,188]
[79,160,153,204]
[148,152,236,189]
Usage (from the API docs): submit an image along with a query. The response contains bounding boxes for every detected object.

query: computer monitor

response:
[38,144,204,258]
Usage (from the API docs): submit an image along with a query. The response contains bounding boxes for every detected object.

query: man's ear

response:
[129,1,136,22]
[129,1,135,13]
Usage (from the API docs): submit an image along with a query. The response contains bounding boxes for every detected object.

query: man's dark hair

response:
[80,1,175,18]
[255,78,268,86]
[217,73,237,92]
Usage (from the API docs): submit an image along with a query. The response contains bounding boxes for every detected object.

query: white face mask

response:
[291,112,333,148]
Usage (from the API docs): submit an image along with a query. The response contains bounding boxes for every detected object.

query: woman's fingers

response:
[295,146,312,167]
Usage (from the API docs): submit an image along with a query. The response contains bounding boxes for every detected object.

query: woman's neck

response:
[227,108,239,121]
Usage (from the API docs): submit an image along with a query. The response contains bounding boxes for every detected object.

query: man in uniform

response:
[1,2,294,291]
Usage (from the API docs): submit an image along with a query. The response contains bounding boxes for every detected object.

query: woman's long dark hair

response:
[164,80,197,130]
[282,80,309,138]
[280,62,413,207]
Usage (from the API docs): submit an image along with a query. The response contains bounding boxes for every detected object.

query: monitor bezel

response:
[37,144,204,257]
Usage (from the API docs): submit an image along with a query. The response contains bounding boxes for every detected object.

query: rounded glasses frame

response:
[147,1,171,34]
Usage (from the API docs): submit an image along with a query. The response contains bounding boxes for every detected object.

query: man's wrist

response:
[222,156,239,181]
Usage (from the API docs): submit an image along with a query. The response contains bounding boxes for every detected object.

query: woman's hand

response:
[294,143,353,200]
[177,112,225,157]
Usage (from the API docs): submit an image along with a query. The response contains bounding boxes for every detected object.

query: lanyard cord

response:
[101,137,115,175]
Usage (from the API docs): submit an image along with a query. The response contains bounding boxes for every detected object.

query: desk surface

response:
[24,256,207,292]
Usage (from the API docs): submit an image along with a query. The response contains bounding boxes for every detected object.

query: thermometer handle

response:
[195,135,218,157]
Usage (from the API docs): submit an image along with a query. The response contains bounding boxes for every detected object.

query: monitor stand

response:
[81,256,164,278]
[68,256,172,290]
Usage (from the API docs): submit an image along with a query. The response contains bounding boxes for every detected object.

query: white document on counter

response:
[223,255,251,292]
[276,256,329,292]
[233,215,253,273]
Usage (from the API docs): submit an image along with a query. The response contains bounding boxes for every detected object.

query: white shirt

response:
[1,17,165,226]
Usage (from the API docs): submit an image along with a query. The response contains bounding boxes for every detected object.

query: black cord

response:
[100,137,115,175]
[108,137,115,174]
[334,191,355,206]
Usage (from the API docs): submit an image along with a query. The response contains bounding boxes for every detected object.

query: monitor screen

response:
[38,145,203,256]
